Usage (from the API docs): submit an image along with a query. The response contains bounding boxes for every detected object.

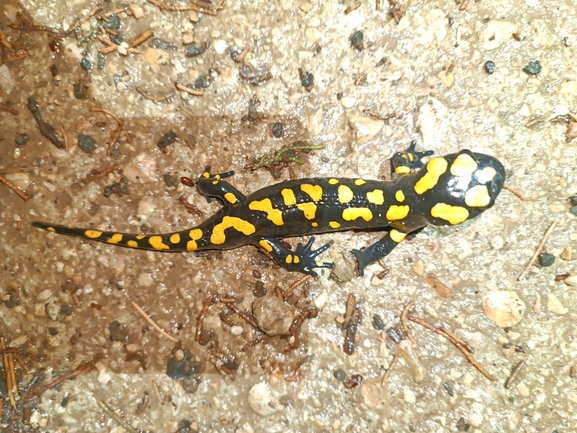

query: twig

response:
[0,337,18,408]
[35,355,101,396]
[60,5,103,39]
[0,173,32,201]
[408,315,495,381]
[401,301,416,344]
[59,124,70,151]
[152,379,164,404]
[517,221,557,280]
[146,0,217,15]
[97,400,140,433]
[175,82,205,96]
[344,2,361,14]
[129,29,154,48]
[381,353,399,386]
[131,301,178,343]
[84,165,119,183]
[224,301,259,329]
[195,297,214,343]
[0,103,18,115]
[135,86,175,102]
[503,184,525,200]
[504,360,527,389]
[283,275,312,297]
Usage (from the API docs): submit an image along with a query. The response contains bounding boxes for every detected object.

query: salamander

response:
[32,143,505,276]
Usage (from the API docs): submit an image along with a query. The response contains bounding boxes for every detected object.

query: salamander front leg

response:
[196,166,246,206]
[352,229,410,276]
[391,140,435,175]
[257,237,334,277]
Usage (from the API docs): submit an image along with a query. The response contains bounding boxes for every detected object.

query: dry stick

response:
[504,359,527,389]
[84,165,119,183]
[408,315,495,381]
[135,86,175,102]
[0,103,18,115]
[517,221,557,280]
[401,301,416,344]
[0,174,32,201]
[284,275,312,297]
[151,379,164,404]
[34,355,101,396]
[0,338,17,408]
[131,301,179,343]
[59,124,70,151]
[175,82,205,96]
[129,29,154,48]
[147,0,217,15]
[97,400,140,433]
[381,353,400,387]
[195,297,214,342]
[60,5,103,39]
[503,184,525,200]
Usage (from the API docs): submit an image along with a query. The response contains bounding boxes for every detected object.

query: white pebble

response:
[482,291,525,327]
[248,382,280,416]
[340,96,356,108]
[547,294,568,315]
[564,275,577,287]
[491,235,504,250]
[230,325,244,335]
[347,113,384,144]
[213,39,227,55]
[138,273,154,287]
[403,388,416,403]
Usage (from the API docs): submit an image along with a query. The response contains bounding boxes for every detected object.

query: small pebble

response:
[523,60,542,75]
[484,60,496,74]
[482,290,526,327]
[129,4,144,19]
[101,14,120,31]
[570,205,577,217]
[248,382,280,416]
[271,122,283,138]
[298,68,314,91]
[372,314,386,330]
[230,325,243,335]
[77,134,98,153]
[15,133,29,146]
[80,58,92,71]
[563,275,577,287]
[185,45,206,58]
[166,356,202,379]
[547,293,568,315]
[194,76,211,89]
[213,39,227,55]
[538,253,555,267]
[333,368,347,381]
[350,30,364,51]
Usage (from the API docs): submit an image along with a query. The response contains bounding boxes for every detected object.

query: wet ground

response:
[1,0,577,432]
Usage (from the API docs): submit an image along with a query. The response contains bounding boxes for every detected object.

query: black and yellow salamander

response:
[33,143,505,276]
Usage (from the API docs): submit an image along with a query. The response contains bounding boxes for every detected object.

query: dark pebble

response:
[336,92,343,100]
[569,196,577,206]
[484,60,495,74]
[176,419,198,433]
[80,58,92,71]
[185,45,206,58]
[387,327,402,344]
[61,396,70,407]
[167,357,202,379]
[523,60,542,75]
[443,382,454,396]
[271,122,283,138]
[571,205,577,217]
[61,303,74,316]
[77,134,98,153]
[157,131,178,149]
[4,289,20,308]
[333,368,347,381]
[298,68,314,89]
[163,173,178,187]
[112,35,125,45]
[48,327,59,336]
[253,280,267,297]
[101,14,120,31]
[109,320,129,342]
[181,376,201,395]
[15,134,29,146]
[97,52,106,70]
[350,30,364,51]
[538,253,555,267]
[104,181,129,197]
[372,314,386,330]
[194,76,211,89]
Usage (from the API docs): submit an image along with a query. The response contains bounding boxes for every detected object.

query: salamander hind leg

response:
[352,229,409,276]
[257,237,334,277]
[391,140,435,175]
[196,166,246,206]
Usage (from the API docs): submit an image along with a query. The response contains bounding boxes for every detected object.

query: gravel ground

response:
[1,0,576,432]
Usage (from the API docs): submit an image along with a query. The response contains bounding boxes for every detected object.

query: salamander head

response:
[413,149,505,226]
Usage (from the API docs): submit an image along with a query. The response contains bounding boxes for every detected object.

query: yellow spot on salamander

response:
[148,235,170,250]
[187,228,203,251]
[297,202,317,220]
[354,179,366,186]
[136,235,146,240]
[450,152,477,187]
[286,254,293,264]
[338,185,354,204]
[170,233,181,244]
[210,216,256,245]
[249,198,284,226]
[386,205,410,221]
[390,229,406,243]
[342,208,373,222]
[127,240,139,248]
[395,166,411,175]
[47,227,56,232]
[259,239,273,252]
[431,203,470,225]
[328,178,339,185]
[414,157,448,195]
[329,221,341,229]
[202,172,210,178]
[281,188,297,206]
[224,192,237,204]
[465,185,491,207]
[294,256,300,264]
[107,233,123,244]
[311,222,319,228]
[85,230,103,239]
[366,189,384,205]
[477,166,497,183]
[395,190,405,202]
[300,184,323,202]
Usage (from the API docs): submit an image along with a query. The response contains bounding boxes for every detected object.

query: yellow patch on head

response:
[450,152,478,186]
[389,229,406,243]
[297,202,317,220]
[395,166,411,175]
[84,230,103,239]
[285,254,293,264]
[338,185,354,204]
[366,189,384,205]
[294,256,300,264]
[354,179,366,186]
[431,203,470,225]
[386,205,410,221]
[170,233,181,244]
[127,240,139,248]
[224,192,237,204]
[329,221,341,229]
[465,185,491,208]
[202,172,210,178]
[210,216,256,245]
[281,188,297,206]
[249,198,284,226]
[300,184,323,202]
[395,190,405,202]
[148,235,170,250]
[259,239,273,252]
[414,157,448,195]
[47,227,56,232]
[107,233,123,244]
[342,207,373,222]
[328,178,339,185]
[478,166,497,183]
